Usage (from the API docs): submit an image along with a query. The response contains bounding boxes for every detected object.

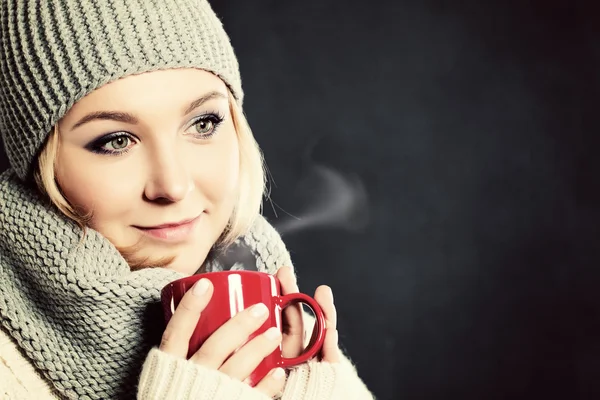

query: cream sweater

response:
[0,326,374,399]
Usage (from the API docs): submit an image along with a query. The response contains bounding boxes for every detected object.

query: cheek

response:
[55,147,138,219]
[194,130,240,204]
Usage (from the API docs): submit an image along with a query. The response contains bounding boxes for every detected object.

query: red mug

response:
[161,270,326,386]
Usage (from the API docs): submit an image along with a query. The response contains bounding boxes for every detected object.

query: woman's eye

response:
[188,113,224,138]
[194,119,214,135]
[106,136,130,150]
[86,133,136,155]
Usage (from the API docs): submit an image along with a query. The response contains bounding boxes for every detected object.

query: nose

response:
[143,147,194,203]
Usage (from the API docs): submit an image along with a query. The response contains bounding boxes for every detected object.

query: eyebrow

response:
[71,111,138,130]
[70,90,228,130]
[183,91,228,115]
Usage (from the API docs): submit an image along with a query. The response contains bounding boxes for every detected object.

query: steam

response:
[270,162,370,236]
[201,151,369,274]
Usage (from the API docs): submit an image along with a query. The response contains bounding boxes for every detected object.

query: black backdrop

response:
[2,1,600,399]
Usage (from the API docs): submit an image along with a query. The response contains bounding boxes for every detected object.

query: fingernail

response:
[192,279,210,296]
[326,286,334,301]
[251,303,268,317]
[272,367,285,380]
[264,327,281,340]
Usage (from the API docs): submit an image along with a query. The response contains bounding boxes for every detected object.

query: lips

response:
[134,215,201,242]
[137,217,198,230]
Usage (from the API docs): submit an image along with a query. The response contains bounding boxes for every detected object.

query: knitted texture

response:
[0,0,243,180]
[0,169,292,399]
[203,219,293,274]
[0,327,59,399]
[137,348,272,400]
[283,359,375,400]
[1,325,377,400]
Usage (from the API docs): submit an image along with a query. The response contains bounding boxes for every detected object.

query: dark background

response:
[3,0,600,399]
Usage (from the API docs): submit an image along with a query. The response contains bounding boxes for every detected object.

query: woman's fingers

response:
[277,266,305,358]
[219,327,282,380]
[189,302,270,368]
[254,368,287,398]
[314,285,341,363]
[321,326,340,363]
[314,285,337,329]
[160,279,213,358]
[277,266,303,332]
[160,275,342,390]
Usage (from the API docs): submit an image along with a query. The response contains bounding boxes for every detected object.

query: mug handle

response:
[161,284,175,322]
[275,293,327,367]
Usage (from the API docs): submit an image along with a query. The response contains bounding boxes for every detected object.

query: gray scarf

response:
[0,170,292,399]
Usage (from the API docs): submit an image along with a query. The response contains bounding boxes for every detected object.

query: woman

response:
[0,0,374,399]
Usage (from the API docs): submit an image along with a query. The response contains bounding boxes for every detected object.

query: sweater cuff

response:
[282,358,374,400]
[137,348,271,400]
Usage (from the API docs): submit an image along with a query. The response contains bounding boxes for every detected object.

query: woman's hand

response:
[276,266,341,363]
[159,279,286,398]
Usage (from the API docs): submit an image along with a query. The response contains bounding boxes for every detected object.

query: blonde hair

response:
[34,91,266,267]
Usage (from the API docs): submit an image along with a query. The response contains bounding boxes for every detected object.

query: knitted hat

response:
[0,0,243,181]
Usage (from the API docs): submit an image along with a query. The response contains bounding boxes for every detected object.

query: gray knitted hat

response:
[0,0,243,181]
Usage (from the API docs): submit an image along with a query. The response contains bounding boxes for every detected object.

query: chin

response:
[120,229,217,273]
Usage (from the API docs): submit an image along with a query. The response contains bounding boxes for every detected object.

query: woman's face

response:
[56,69,239,275]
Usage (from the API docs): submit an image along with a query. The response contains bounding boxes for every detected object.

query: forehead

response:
[63,68,227,118]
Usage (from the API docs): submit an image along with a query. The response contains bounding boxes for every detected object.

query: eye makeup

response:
[83,111,226,156]
[186,111,225,140]
[85,132,137,155]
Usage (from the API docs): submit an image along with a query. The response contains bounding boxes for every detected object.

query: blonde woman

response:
[0,0,373,399]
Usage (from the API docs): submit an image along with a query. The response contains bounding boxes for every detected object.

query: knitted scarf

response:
[0,170,292,399]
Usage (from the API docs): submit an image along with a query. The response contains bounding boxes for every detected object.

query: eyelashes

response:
[85,111,225,156]
[188,111,225,140]
[85,132,136,155]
